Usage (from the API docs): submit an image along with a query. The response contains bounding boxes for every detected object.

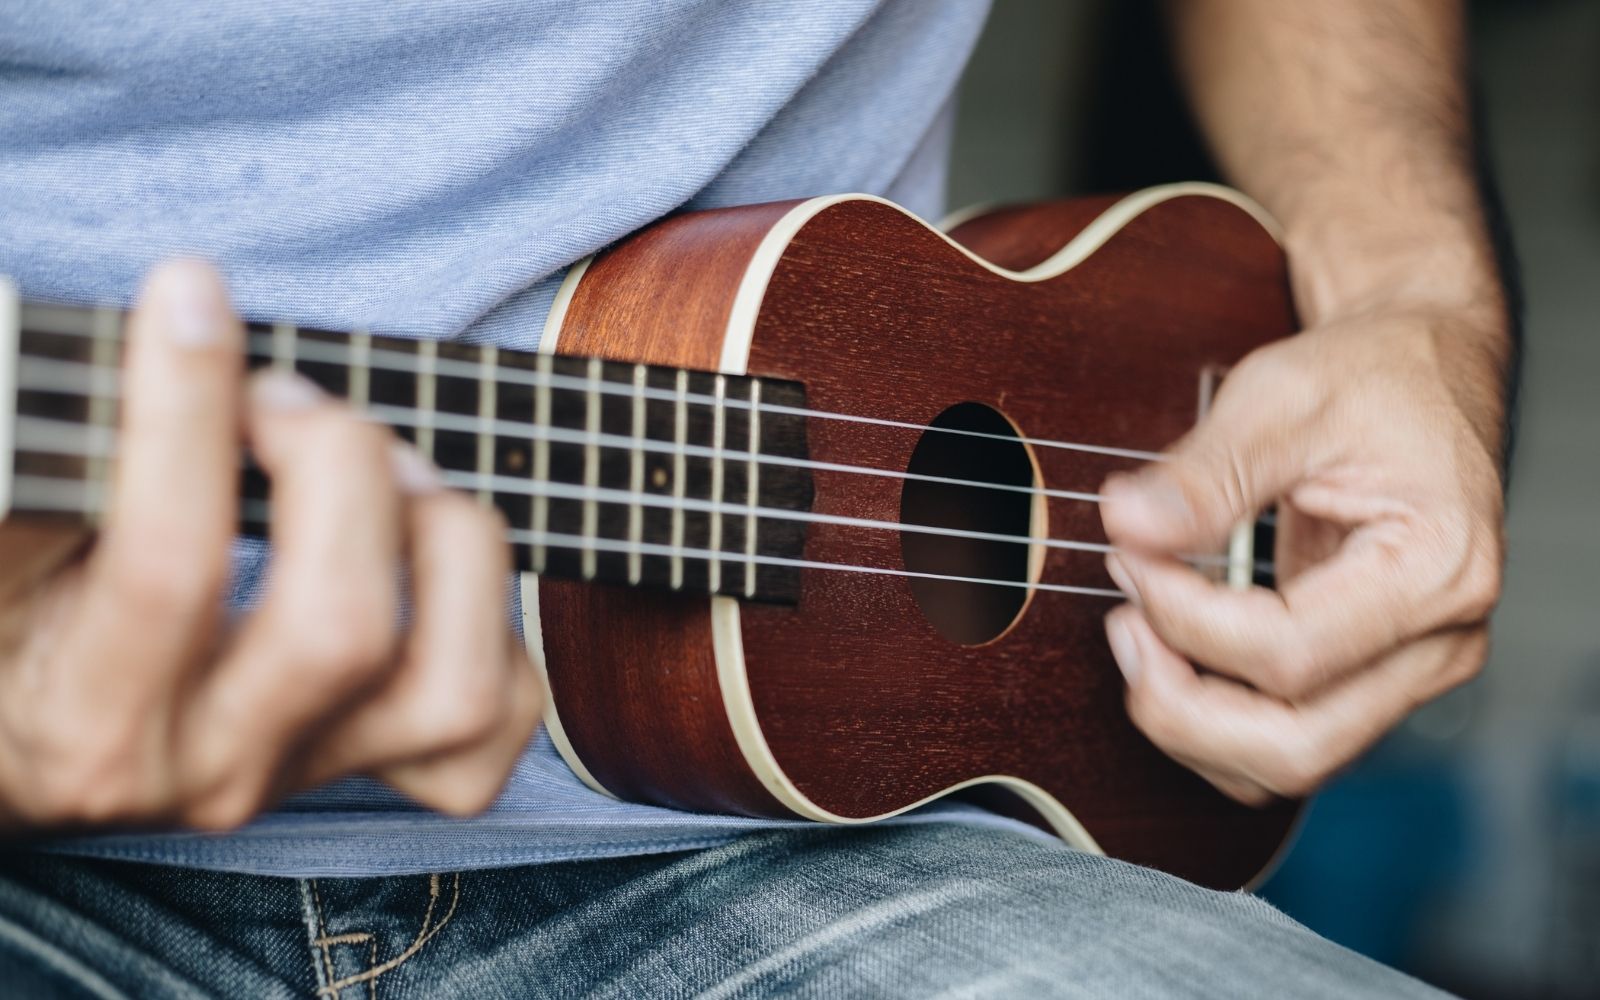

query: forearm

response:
[1168,0,1503,332]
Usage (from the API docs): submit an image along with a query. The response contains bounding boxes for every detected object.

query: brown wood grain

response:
[542,193,1303,890]
[535,201,797,814]
[748,195,1299,889]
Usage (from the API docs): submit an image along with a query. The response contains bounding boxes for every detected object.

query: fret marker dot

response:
[506,448,527,472]
[650,467,669,489]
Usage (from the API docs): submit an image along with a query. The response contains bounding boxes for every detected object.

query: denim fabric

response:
[0,0,1024,875]
[0,824,1451,999]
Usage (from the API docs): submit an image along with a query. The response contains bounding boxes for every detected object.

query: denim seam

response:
[297,878,334,997]
[315,872,462,998]
[308,879,345,991]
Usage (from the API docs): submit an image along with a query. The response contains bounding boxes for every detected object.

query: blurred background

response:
[947,2,1599,997]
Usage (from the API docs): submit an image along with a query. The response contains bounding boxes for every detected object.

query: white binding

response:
[935,201,996,233]
[527,184,1285,847]
[0,279,17,519]
[521,256,618,799]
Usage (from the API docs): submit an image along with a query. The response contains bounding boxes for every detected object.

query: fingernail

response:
[1106,612,1142,685]
[390,441,443,493]
[251,370,323,410]
[153,260,229,347]
[1105,553,1142,607]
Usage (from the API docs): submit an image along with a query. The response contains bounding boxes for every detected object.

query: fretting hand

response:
[0,261,542,831]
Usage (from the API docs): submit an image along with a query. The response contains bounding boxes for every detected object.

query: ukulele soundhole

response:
[899,402,1041,645]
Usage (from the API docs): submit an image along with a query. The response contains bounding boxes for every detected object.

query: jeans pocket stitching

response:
[314,872,463,998]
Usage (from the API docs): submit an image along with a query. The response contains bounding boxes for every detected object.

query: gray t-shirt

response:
[4,0,1049,875]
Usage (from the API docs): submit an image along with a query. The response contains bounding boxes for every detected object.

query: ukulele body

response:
[526,185,1302,891]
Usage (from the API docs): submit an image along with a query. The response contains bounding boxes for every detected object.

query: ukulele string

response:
[11,418,1273,574]
[7,474,1128,599]
[16,355,1112,506]
[18,326,1169,462]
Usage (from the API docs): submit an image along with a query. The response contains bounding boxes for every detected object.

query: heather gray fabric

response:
[0,825,1452,999]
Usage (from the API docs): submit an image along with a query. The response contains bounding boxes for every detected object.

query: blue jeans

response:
[0,824,1447,999]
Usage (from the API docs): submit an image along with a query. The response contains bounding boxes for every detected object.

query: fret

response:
[532,353,552,573]
[271,321,296,371]
[744,379,761,598]
[627,363,646,585]
[670,368,688,590]
[367,336,418,445]
[708,374,728,593]
[476,346,497,508]
[581,357,602,581]
[491,349,536,572]
[637,365,681,591]
[347,330,371,407]
[294,328,350,397]
[431,342,482,482]
[595,359,635,586]
[414,339,437,459]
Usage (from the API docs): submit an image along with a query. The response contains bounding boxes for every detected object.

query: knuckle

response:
[1440,632,1491,690]
[1125,689,1182,751]
[1455,551,1504,622]
[442,494,511,563]
[1258,639,1320,700]
[104,547,223,622]
[417,680,506,750]
[1262,740,1331,798]
[1232,344,1319,407]
[279,590,398,678]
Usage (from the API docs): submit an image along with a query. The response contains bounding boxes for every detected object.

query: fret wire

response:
[581,357,602,581]
[415,339,437,460]
[86,307,119,527]
[348,330,371,408]
[476,346,498,508]
[21,318,1166,464]
[708,374,727,593]
[745,378,761,599]
[271,321,296,371]
[9,474,1126,600]
[532,353,552,573]
[627,363,646,586]
[670,369,688,591]
[11,357,1107,506]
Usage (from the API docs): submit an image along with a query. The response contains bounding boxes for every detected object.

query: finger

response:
[77,261,244,691]
[1107,526,1451,698]
[373,630,542,816]
[1100,348,1323,554]
[179,373,404,826]
[295,481,536,800]
[1107,604,1485,802]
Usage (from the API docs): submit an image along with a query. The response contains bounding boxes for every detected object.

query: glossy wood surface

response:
[541,192,1303,889]
[537,201,797,814]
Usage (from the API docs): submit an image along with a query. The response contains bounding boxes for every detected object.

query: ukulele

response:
[0,182,1301,890]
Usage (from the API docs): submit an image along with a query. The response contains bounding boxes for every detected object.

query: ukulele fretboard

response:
[1,294,813,604]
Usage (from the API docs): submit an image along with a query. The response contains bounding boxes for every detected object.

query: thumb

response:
[1100,409,1311,554]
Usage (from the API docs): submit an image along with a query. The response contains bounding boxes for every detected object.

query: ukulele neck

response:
[0,283,812,604]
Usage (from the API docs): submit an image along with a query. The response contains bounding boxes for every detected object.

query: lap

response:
[0,824,1449,999]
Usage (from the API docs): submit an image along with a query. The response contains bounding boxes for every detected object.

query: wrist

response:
[1283,212,1506,333]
